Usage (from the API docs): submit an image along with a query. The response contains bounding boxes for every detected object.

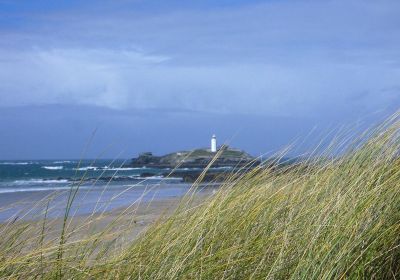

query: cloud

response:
[0,46,399,118]
[0,48,169,108]
[0,0,399,118]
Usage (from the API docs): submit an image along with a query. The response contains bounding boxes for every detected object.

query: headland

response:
[125,145,261,182]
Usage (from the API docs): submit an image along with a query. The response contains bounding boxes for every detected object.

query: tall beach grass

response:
[0,113,399,279]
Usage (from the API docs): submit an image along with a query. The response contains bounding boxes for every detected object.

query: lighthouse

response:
[211,134,217,153]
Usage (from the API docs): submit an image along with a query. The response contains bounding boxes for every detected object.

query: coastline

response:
[0,182,219,222]
[0,190,213,253]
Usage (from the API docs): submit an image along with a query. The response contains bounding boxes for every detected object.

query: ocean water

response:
[0,160,208,221]
[0,159,176,194]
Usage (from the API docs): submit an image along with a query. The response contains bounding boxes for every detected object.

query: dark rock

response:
[127,147,260,169]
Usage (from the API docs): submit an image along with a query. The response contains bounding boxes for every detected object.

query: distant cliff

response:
[127,146,259,168]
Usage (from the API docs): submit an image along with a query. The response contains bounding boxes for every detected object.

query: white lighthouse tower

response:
[211,134,217,153]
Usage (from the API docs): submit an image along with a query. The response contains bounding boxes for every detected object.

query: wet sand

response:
[0,185,217,251]
[0,182,219,222]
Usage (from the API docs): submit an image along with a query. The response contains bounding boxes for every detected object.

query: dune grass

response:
[0,114,399,279]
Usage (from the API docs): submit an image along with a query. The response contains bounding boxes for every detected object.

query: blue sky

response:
[0,0,399,159]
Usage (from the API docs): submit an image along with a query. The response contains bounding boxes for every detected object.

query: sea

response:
[0,159,179,194]
[0,160,212,222]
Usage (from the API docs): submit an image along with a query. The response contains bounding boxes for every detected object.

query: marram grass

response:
[0,115,399,279]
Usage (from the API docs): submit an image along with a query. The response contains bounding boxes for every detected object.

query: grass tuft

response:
[0,113,399,279]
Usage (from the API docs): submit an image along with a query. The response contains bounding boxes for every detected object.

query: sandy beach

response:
[0,182,219,221]
[0,183,217,254]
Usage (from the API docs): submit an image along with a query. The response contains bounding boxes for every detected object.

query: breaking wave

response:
[42,166,64,170]
[0,162,38,165]
[12,179,70,185]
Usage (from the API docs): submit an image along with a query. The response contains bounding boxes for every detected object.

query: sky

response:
[0,0,399,159]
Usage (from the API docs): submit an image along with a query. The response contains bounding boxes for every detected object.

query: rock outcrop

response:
[127,146,259,169]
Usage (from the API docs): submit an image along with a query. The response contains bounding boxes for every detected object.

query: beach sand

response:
[0,187,214,259]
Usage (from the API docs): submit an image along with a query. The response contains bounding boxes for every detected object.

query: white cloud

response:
[0,48,169,109]
[0,0,399,117]
[0,46,398,117]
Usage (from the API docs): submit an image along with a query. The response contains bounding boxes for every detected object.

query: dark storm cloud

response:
[0,0,399,158]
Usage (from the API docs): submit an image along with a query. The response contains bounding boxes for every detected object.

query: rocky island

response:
[128,146,258,169]
[125,135,261,182]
